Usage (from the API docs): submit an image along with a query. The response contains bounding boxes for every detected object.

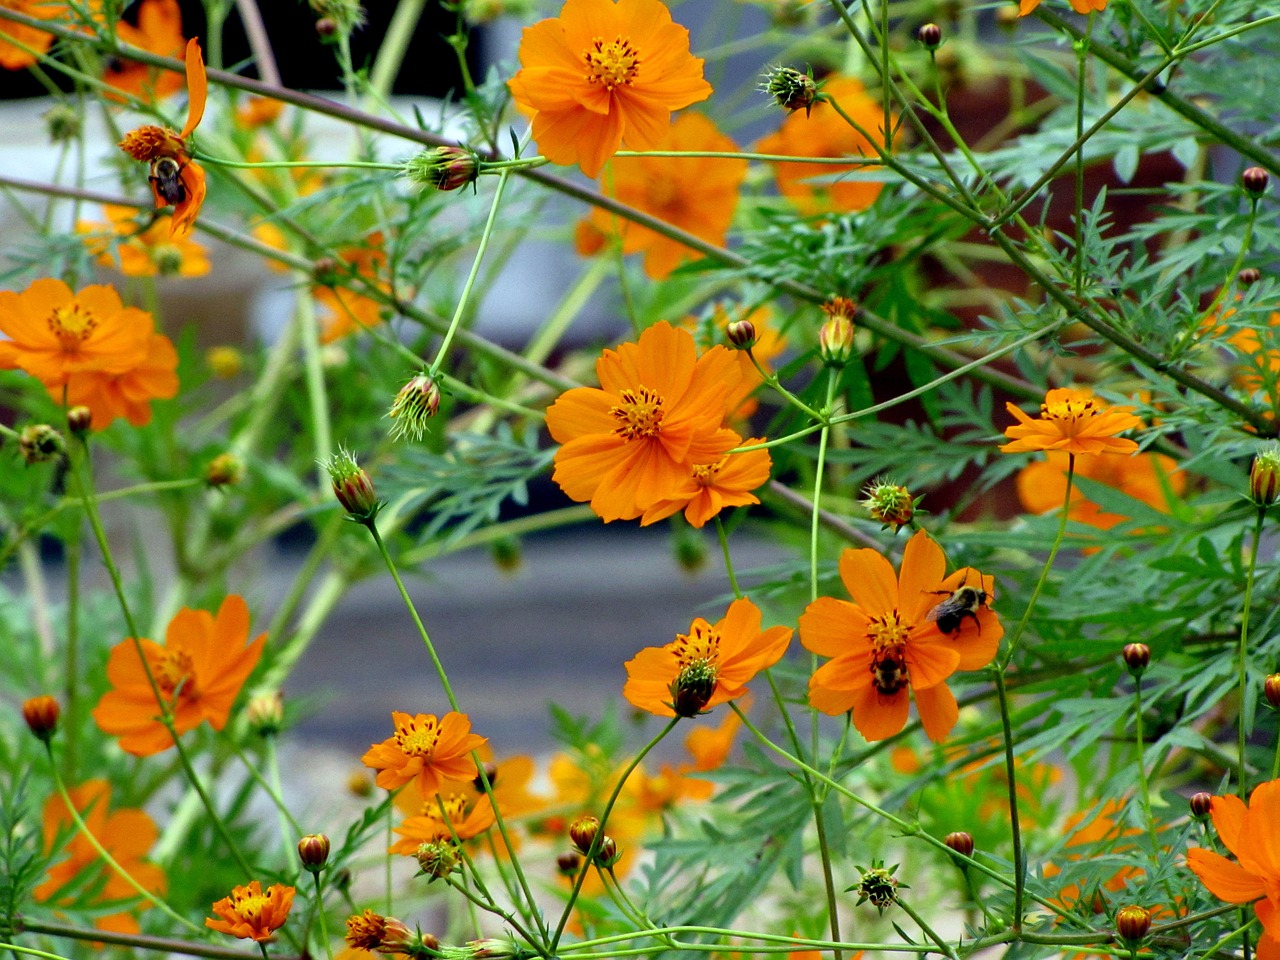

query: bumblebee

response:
[149,156,187,206]
[870,653,908,697]
[926,584,988,636]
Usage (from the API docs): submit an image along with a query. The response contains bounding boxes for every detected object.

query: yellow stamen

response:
[47,303,97,350]
[611,386,665,440]
[395,715,441,757]
[583,36,641,89]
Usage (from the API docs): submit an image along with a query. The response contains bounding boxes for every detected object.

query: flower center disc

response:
[583,36,641,89]
[47,303,97,350]
[156,649,197,700]
[866,610,909,651]
[611,386,665,440]
[1042,396,1099,432]
[395,716,441,757]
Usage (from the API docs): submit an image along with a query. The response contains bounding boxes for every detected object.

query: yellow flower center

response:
[395,715,441,758]
[227,889,271,927]
[866,610,909,651]
[611,386,665,440]
[47,303,98,351]
[422,793,469,823]
[692,459,724,487]
[1041,395,1099,432]
[583,36,641,90]
[154,648,197,700]
[672,621,721,667]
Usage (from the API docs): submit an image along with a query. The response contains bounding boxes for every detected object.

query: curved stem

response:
[1239,508,1266,797]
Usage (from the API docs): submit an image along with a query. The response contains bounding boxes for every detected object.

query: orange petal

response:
[1186,848,1267,903]
[913,682,958,742]
[180,37,206,139]
[837,546,898,618]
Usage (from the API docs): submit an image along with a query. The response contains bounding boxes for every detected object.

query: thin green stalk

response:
[714,516,742,599]
[62,536,80,781]
[429,170,512,378]
[42,746,202,934]
[1132,673,1160,858]
[1239,508,1266,797]
[293,271,333,477]
[1073,19,1092,298]
[992,669,1025,932]
[811,807,844,960]
[895,895,958,960]
[747,350,826,422]
[311,873,333,960]
[369,0,427,99]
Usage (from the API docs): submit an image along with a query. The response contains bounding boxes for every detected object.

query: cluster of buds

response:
[322,447,383,527]
[388,371,442,442]
[818,297,857,366]
[668,660,717,717]
[345,909,438,956]
[1250,446,1280,507]
[22,695,60,742]
[759,65,819,115]
[298,834,331,873]
[851,861,901,912]
[861,478,918,532]
[404,146,482,193]
[569,816,622,867]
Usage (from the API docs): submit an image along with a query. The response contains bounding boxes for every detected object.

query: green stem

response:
[714,516,742,599]
[1239,508,1266,797]
[895,895,957,960]
[992,669,1025,932]
[369,0,426,99]
[293,270,333,474]
[312,873,333,960]
[1073,18,1093,298]
[1132,673,1160,859]
[62,536,80,781]
[811,806,844,960]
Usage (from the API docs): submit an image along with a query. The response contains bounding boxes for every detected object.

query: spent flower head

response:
[861,477,917,532]
[19,425,65,465]
[851,861,901,912]
[322,447,382,525]
[389,372,443,442]
[759,65,818,115]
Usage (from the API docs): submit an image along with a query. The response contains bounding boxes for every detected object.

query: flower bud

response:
[322,447,382,525]
[595,834,620,867]
[315,16,338,38]
[1266,673,1280,709]
[1122,642,1150,676]
[44,103,81,143]
[246,690,284,735]
[996,3,1019,28]
[569,816,600,856]
[309,0,365,34]
[470,938,520,959]
[1251,447,1280,507]
[66,406,92,435]
[556,852,582,876]
[348,771,373,797]
[727,318,757,350]
[669,662,717,718]
[1243,166,1270,196]
[388,372,442,443]
[862,478,916,532]
[759,66,819,116]
[819,297,857,366]
[404,146,481,192]
[943,831,974,858]
[206,346,244,379]
[674,526,708,574]
[298,833,331,872]
[1189,791,1213,819]
[1238,267,1262,287]
[22,695,60,742]
[415,840,459,880]
[917,22,942,48]
[1115,904,1152,944]
[19,425,65,465]
[205,453,246,489]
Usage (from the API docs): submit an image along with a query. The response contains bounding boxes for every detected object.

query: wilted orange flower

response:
[317,233,390,342]
[361,711,486,795]
[78,205,210,277]
[800,530,1002,743]
[36,779,166,934]
[638,439,773,528]
[0,0,93,70]
[92,595,266,756]
[65,331,179,430]
[205,880,295,942]
[1017,450,1184,532]
[0,278,152,389]
[103,0,187,103]
[756,76,891,216]
[1188,781,1280,958]
[1000,387,1142,456]
[545,321,744,522]
[624,598,792,717]
[506,0,712,177]
[117,36,207,237]
[574,112,747,279]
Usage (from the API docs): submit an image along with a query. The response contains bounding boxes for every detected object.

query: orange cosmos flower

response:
[506,0,712,178]
[800,530,1002,743]
[756,76,891,216]
[624,597,792,717]
[92,595,266,756]
[103,0,187,103]
[638,439,773,528]
[205,881,295,942]
[1016,450,1184,532]
[65,331,179,430]
[1000,387,1143,456]
[117,36,207,238]
[79,205,210,277]
[389,790,496,853]
[361,711,487,795]
[1187,781,1280,958]
[36,779,166,935]
[0,278,152,389]
[575,112,747,279]
[0,0,94,70]
[1019,0,1106,16]
[1046,799,1144,909]
[317,232,390,342]
[545,321,744,522]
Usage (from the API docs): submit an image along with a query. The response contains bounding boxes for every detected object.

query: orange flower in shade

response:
[545,321,745,522]
[1000,387,1143,456]
[0,0,92,70]
[756,76,891,216]
[78,205,210,277]
[1045,799,1144,908]
[800,530,1002,743]
[679,708,742,800]
[0,278,152,389]
[506,0,712,178]
[1188,782,1280,959]
[1016,450,1185,532]
[205,881,295,942]
[624,597,793,717]
[92,595,267,756]
[36,780,166,934]
[65,332,179,430]
[638,439,773,528]
[235,96,284,128]
[117,37,207,238]
[1019,0,1105,16]
[361,711,487,795]
[316,233,390,342]
[574,112,747,279]
[103,0,187,103]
